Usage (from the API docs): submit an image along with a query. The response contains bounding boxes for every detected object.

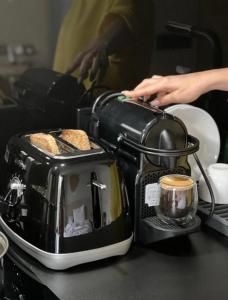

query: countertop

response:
[3,226,228,300]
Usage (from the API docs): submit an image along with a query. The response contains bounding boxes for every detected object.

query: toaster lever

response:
[91,180,107,190]
[91,173,102,229]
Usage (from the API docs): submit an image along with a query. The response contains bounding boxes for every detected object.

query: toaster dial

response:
[9,176,26,199]
[2,175,26,221]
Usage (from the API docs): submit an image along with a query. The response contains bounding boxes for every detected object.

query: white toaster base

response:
[0,216,133,270]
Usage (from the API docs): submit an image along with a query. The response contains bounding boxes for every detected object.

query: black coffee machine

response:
[89,92,208,244]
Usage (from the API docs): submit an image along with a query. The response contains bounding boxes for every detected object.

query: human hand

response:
[66,38,109,84]
[122,72,210,106]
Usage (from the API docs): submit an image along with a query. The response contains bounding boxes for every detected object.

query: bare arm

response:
[122,68,228,106]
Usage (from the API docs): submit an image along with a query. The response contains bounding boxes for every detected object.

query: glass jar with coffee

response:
[156,174,198,226]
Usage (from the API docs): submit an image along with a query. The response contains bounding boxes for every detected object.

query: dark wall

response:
[197,0,228,68]
[149,0,228,160]
[151,0,228,73]
[150,0,200,75]
[197,0,228,158]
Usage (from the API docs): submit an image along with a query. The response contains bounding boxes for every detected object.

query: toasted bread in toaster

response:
[30,133,60,155]
[60,129,91,151]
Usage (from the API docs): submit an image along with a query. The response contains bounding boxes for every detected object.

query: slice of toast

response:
[30,133,60,155]
[60,129,91,151]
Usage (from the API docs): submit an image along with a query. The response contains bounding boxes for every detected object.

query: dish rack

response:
[198,200,228,236]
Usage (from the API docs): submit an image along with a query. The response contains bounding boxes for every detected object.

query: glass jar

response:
[155,174,198,226]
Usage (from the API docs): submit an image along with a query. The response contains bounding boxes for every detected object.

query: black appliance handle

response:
[92,91,117,114]
[117,133,199,157]
[124,98,165,114]
[92,91,165,115]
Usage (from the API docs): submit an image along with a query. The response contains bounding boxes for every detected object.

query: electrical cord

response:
[193,153,215,219]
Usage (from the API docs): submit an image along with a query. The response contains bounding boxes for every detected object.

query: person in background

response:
[122,68,228,106]
[53,0,153,91]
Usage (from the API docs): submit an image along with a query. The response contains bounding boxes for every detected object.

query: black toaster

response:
[89,92,202,244]
[0,130,132,270]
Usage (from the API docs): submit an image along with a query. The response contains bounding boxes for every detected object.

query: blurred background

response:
[0,0,227,160]
[0,0,227,87]
[0,0,227,92]
[0,0,71,91]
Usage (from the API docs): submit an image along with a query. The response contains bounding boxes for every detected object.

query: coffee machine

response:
[89,92,205,244]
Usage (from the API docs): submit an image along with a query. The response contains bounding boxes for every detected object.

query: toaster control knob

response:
[9,176,26,198]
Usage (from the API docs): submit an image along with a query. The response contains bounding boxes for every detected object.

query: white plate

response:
[165,104,220,180]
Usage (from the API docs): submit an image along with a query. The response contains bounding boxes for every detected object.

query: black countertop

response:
[3,226,228,300]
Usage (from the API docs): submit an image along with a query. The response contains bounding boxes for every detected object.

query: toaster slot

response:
[90,172,102,229]
[25,133,76,156]
[50,130,101,152]
[24,130,103,158]
[49,134,77,154]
